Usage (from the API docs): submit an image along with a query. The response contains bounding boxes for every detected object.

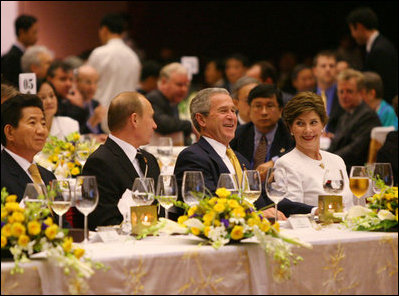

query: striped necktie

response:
[253,135,267,169]
[226,148,243,185]
[28,164,44,184]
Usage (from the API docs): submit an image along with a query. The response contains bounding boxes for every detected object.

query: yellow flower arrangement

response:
[1,187,105,294]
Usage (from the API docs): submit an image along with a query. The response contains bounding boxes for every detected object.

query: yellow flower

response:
[28,221,41,236]
[204,226,211,237]
[247,218,256,227]
[11,222,26,237]
[54,146,60,154]
[11,211,25,223]
[44,217,53,226]
[18,234,30,246]
[49,155,59,163]
[272,221,280,232]
[177,215,188,225]
[214,219,221,227]
[62,237,73,253]
[1,224,12,237]
[74,248,85,259]
[67,162,75,169]
[5,202,21,212]
[227,199,239,208]
[1,235,7,247]
[208,197,218,206]
[387,202,393,211]
[1,208,8,219]
[232,207,245,218]
[231,225,244,240]
[203,212,215,224]
[187,206,198,217]
[191,227,201,236]
[73,133,80,142]
[213,203,225,213]
[215,188,231,198]
[71,167,80,176]
[260,220,271,232]
[5,194,17,203]
[45,224,58,240]
[384,193,394,201]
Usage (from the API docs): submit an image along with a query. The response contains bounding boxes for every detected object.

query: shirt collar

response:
[366,31,379,53]
[203,136,227,159]
[4,147,33,172]
[108,134,138,164]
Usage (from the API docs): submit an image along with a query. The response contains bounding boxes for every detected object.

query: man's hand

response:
[261,207,287,221]
[66,87,84,107]
[256,160,274,182]
[88,105,107,127]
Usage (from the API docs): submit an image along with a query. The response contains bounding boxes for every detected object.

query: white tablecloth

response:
[1,225,398,295]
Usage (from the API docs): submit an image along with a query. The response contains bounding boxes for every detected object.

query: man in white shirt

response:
[88,13,142,133]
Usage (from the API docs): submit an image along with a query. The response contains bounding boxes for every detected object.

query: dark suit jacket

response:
[82,137,160,230]
[230,119,294,167]
[376,131,398,186]
[1,45,23,87]
[328,101,381,173]
[146,89,192,145]
[364,34,398,104]
[1,150,56,202]
[67,99,103,135]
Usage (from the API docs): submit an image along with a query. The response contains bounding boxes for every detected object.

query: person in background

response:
[1,94,56,202]
[231,76,259,126]
[335,58,350,76]
[21,45,54,80]
[137,60,161,95]
[328,69,381,173]
[274,92,354,215]
[37,80,79,140]
[82,92,160,230]
[204,58,225,88]
[347,6,398,104]
[1,15,38,86]
[360,71,397,129]
[223,53,249,93]
[1,83,19,104]
[291,64,316,93]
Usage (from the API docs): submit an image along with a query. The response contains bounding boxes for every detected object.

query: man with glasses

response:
[230,84,294,182]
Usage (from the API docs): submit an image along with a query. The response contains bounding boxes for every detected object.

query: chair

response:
[367,126,395,163]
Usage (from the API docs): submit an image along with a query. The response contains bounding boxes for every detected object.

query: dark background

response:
[127,1,398,67]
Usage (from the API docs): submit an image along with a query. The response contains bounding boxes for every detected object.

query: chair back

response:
[367,126,395,163]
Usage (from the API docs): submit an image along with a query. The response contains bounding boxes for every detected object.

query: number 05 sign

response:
[19,73,37,94]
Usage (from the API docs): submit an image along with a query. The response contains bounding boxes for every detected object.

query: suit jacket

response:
[1,45,23,87]
[364,34,398,104]
[146,89,192,145]
[328,101,381,173]
[70,99,103,135]
[82,137,160,230]
[230,119,294,167]
[1,150,56,202]
[376,131,398,186]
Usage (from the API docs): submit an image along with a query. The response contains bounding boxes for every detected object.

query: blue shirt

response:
[377,100,398,130]
[316,84,336,116]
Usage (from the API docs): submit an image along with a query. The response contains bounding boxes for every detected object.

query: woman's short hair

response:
[282,91,328,128]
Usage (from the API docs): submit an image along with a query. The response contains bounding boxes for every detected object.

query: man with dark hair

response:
[347,6,398,104]
[230,84,294,181]
[137,60,161,95]
[1,94,55,201]
[223,53,249,92]
[1,15,38,86]
[88,13,142,133]
[82,91,160,230]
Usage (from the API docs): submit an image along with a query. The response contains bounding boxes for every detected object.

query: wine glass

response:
[50,179,72,228]
[132,177,155,206]
[323,169,344,195]
[75,176,99,243]
[265,168,287,223]
[349,166,370,205]
[182,171,205,207]
[22,183,48,208]
[157,137,173,171]
[156,174,178,219]
[371,163,393,193]
[241,170,261,204]
[216,173,239,195]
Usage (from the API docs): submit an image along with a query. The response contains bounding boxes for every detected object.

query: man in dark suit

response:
[146,62,196,146]
[328,69,381,173]
[82,91,160,230]
[1,94,55,201]
[347,7,398,104]
[1,15,38,87]
[230,84,294,181]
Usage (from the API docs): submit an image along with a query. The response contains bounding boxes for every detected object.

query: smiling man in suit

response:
[82,91,160,230]
[1,94,55,201]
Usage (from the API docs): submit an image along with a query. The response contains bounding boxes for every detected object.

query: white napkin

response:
[117,188,136,222]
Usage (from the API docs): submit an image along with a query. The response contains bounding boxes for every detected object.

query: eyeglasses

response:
[250,103,278,112]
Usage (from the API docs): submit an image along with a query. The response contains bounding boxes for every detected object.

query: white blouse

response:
[274,148,354,210]
[49,116,80,140]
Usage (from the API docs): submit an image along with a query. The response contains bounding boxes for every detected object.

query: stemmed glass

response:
[182,171,205,207]
[322,169,344,195]
[156,174,178,219]
[349,166,370,205]
[371,163,393,194]
[22,183,48,208]
[132,177,155,206]
[241,170,262,204]
[216,173,239,195]
[265,168,287,223]
[50,179,72,228]
[75,176,99,243]
[157,137,173,172]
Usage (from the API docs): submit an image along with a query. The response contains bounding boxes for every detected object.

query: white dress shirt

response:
[203,136,236,175]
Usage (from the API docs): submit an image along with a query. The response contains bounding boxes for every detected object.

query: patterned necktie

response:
[320,90,327,111]
[226,148,243,185]
[28,164,44,184]
[136,150,148,177]
[253,135,267,169]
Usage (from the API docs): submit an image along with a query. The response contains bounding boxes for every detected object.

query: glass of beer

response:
[349,166,370,205]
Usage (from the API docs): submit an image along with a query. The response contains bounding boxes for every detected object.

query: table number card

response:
[181,56,199,80]
[97,229,120,243]
[288,215,313,229]
[19,73,37,94]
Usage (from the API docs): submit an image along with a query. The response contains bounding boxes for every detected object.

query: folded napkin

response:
[117,189,136,222]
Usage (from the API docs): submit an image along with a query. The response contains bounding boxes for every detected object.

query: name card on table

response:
[288,214,313,229]
[97,229,120,243]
